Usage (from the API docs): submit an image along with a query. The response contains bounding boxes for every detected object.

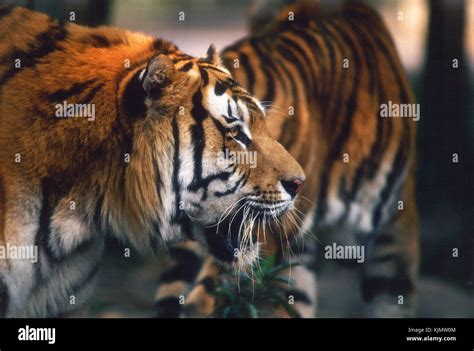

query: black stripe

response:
[237,94,257,107]
[234,125,252,146]
[214,81,227,96]
[171,117,182,221]
[311,25,336,116]
[155,297,181,318]
[122,69,147,120]
[93,194,104,230]
[221,114,237,124]
[88,33,123,48]
[292,28,326,95]
[139,61,150,84]
[249,39,277,102]
[286,290,311,305]
[225,99,239,122]
[152,38,177,53]
[272,54,299,149]
[371,121,408,229]
[172,56,193,63]
[236,52,255,94]
[0,6,13,19]
[361,260,414,302]
[169,116,193,238]
[77,83,104,104]
[46,79,96,101]
[35,178,56,269]
[197,64,227,74]
[276,42,308,98]
[89,34,110,47]
[199,67,209,86]
[352,12,409,103]
[153,154,163,204]
[190,122,206,195]
[190,90,208,122]
[188,171,232,199]
[187,90,233,201]
[240,169,250,188]
[214,170,246,197]
[179,61,194,72]
[273,40,309,149]
[0,277,9,317]
[173,52,192,58]
[0,19,68,85]
[317,21,350,134]
[199,277,216,293]
[224,77,239,88]
[159,248,202,283]
[280,36,315,97]
[150,220,163,251]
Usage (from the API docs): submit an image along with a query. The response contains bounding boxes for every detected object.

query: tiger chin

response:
[0,6,304,317]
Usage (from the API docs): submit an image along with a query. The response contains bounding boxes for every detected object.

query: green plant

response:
[212,255,300,318]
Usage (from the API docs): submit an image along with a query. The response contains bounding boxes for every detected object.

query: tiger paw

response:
[180,285,216,318]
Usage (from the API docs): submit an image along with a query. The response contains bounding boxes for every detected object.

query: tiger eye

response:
[227,128,239,138]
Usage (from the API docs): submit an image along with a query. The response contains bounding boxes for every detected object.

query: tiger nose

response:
[280,178,305,198]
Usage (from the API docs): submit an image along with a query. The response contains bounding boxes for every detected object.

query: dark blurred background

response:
[3,0,473,317]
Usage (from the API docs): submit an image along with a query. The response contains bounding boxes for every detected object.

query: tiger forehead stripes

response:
[0,6,304,317]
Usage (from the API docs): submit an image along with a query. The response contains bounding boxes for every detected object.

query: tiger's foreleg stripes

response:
[181,256,220,318]
[154,241,204,318]
[284,251,318,318]
[360,176,419,317]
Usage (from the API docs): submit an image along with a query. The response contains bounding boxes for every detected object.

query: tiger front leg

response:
[360,180,419,318]
[180,256,220,318]
[154,240,206,318]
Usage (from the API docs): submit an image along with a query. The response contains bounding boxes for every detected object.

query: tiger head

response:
[121,45,304,269]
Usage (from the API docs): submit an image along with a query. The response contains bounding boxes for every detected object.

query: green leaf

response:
[222,306,233,318]
[265,262,300,277]
[258,255,276,273]
[270,276,293,286]
[247,304,258,318]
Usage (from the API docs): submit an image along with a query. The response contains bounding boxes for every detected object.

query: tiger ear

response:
[141,54,176,98]
[122,54,184,120]
[203,44,221,66]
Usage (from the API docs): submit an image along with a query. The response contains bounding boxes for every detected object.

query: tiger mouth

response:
[202,201,291,264]
[247,201,291,218]
[202,208,247,263]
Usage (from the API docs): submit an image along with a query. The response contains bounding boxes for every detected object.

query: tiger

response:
[154,1,419,318]
[0,6,305,317]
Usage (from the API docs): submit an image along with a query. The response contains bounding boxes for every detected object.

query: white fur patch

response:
[50,215,91,256]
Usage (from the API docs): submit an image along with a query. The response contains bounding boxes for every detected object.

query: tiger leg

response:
[285,252,318,318]
[360,179,419,317]
[154,240,204,318]
[257,245,317,318]
[180,256,220,318]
